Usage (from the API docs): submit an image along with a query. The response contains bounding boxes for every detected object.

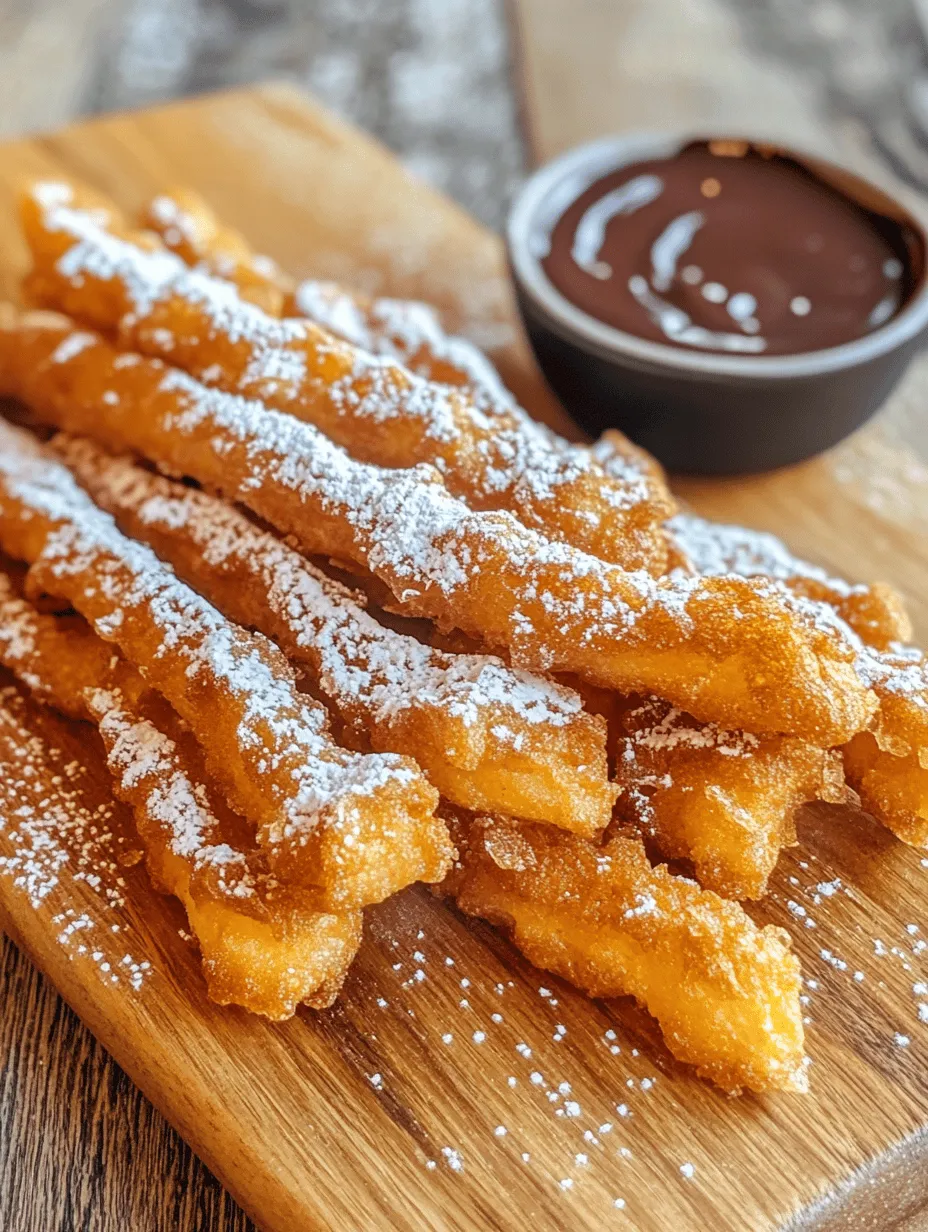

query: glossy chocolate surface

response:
[540,140,920,357]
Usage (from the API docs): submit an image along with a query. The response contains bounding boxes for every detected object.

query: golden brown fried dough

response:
[54,432,617,837]
[668,512,911,650]
[671,511,928,848]
[24,180,668,572]
[0,310,877,743]
[613,695,845,899]
[444,810,807,1094]
[142,186,675,571]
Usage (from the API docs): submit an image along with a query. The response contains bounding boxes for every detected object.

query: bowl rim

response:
[507,132,928,380]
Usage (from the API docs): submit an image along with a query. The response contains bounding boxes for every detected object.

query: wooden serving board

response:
[2,84,928,1232]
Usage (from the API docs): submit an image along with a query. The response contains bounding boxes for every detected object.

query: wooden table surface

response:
[3,2,928,1229]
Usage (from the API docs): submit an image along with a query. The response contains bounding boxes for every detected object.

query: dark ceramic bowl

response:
[507,134,928,474]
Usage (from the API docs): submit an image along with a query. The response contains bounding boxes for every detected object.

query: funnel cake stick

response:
[0,312,876,744]
[613,695,846,899]
[442,810,807,1095]
[0,564,807,1086]
[24,180,670,573]
[670,511,928,848]
[141,186,675,564]
[60,433,859,897]
[668,512,911,650]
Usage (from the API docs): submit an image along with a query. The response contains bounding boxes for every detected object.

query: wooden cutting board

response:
[2,83,928,1232]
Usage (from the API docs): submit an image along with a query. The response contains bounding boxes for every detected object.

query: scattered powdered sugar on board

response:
[0,681,153,991]
[351,817,928,1208]
[353,889,691,1209]
[763,842,928,1051]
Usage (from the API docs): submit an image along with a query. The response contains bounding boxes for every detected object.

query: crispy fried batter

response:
[613,696,846,899]
[53,432,616,836]
[24,180,670,572]
[0,569,362,1016]
[847,644,928,845]
[94,692,364,1015]
[844,732,928,846]
[0,563,141,717]
[0,553,808,1084]
[142,187,676,566]
[0,418,449,909]
[12,180,928,1093]
[671,511,928,848]
[144,188,287,315]
[0,310,877,743]
[443,810,807,1094]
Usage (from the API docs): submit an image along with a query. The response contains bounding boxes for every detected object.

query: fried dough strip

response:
[670,511,928,847]
[847,645,928,845]
[141,187,675,550]
[0,565,143,717]
[98,695,364,1014]
[613,696,846,899]
[143,190,522,393]
[668,512,911,650]
[443,811,807,1094]
[0,312,876,743]
[0,572,362,1016]
[25,180,669,573]
[53,432,616,836]
[0,419,447,908]
[144,188,288,315]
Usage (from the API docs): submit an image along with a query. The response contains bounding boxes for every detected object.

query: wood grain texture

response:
[1,83,928,1232]
[0,936,253,1232]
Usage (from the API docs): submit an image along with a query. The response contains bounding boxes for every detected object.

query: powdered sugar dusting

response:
[0,682,152,989]
[20,320,874,730]
[132,360,819,654]
[295,280,519,416]
[0,418,419,842]
[668,512,856,595]
[669,511,928,711]
[57,436,583,737]
[90,689,257,898]
[36,184,629,518]
[292,279,658,514]
[622,697,760,758]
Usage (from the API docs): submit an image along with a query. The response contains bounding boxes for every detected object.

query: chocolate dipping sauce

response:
[540,140,920,356]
